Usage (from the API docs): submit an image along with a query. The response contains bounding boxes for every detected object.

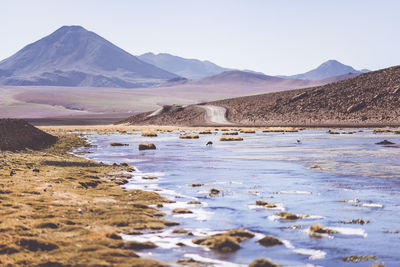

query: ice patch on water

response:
[183,254,245,267]
[303,228,334,239]
[362,203,384,208]
[122,229,199,249]
[164,201,208,209]
[124,182,196,200]
[268,214,324,221]
[135,171,166,178]
[281,239,295,249]
[124,183,158,191]
[277,190,312,195]
[331,227,367,237]
[306,215,325,220]
[267,215,277,221]
[191,228,224,237]
[254,232,264,240]
[188,201,207,207]
[302,226,367,238]
[294,248,326,260]
[341,198,361,203]
[212,181,243,185]
[172,209,213,221]
[248,203,285,211]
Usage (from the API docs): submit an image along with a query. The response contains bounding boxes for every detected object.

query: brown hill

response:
[118,105,206,126]
[211,66,400,126]
[0,119,58,151]
[121,66,400,127]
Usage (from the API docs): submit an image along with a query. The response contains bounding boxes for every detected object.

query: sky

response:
[1,0,399,75]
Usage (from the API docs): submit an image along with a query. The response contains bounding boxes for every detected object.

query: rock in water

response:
[138,143,157,150]
[257,236,283,247]
[249,258,279,267]
[376,140,395,145]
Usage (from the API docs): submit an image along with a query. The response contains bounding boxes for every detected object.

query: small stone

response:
[172,228,191,234]
[110,143,129,146]
[376,140,395,145]
[138,143,156,150]
[309,224,338,234]
[172,208,193,214]
[275,212,301,220]
[209,188,220,196]
[189,183,203,187]
[142,176,158,180]
[249,258,279,267]
[257,236,283,247]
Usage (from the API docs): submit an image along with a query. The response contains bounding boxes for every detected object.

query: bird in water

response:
[206,141,213,146]
[297,140,301,144]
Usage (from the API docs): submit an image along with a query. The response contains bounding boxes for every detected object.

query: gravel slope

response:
[211,66,400,126]
[0,119,58,151]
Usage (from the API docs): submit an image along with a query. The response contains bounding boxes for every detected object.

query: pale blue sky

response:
[1,0,399,75]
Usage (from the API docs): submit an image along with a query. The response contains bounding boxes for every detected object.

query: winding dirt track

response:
[197,105,231,125]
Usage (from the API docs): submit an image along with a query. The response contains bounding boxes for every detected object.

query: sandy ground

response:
[0,72,338,120]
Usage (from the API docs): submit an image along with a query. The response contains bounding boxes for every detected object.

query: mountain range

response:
[0,25,370,88]
[0,26,178,88]
[281,60,369,80]
[138,52,229,79]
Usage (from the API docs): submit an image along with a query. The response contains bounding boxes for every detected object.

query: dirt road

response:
[197,105,231,125]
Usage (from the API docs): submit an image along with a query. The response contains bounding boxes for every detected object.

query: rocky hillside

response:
[0,26,178,88]
[0,119,58,151]
[118,105,205,126]
[121,65,400,127]
[212,66,400,126]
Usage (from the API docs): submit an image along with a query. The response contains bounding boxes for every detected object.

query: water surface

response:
[77,129,400,266]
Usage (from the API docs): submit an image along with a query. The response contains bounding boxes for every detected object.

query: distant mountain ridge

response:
[138,52,230,79]
[0,26,179,88]
[282,60,369,80]
[0,25,370,88]
[121,65,400,126]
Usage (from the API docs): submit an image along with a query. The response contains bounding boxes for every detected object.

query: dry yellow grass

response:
[222,132,239,135]
[220,136,244,141]
[373,129,400,134]
[179,134,199,139]
[240,129,256,133]
[39,125,216,134]
[193,229,254,253]
[309,224,338,235]
[262,127,301,132]
[141,131,158,137]
[0,132,170,266]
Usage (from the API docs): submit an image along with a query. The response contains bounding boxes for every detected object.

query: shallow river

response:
[76,129,400,266]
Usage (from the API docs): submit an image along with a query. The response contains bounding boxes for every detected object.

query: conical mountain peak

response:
[0,26,179,88]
